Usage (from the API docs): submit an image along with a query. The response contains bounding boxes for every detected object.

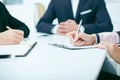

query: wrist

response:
[90,34,96,44]
[95,33,100,43]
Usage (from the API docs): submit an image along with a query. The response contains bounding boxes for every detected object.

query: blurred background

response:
[0,0,120,36]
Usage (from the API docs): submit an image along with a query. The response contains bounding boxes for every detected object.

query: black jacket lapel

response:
[75,0,85,23]
[66,0,74,20]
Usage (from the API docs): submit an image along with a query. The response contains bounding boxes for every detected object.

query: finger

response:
[13,38,22,44]
[14,30,24,35]
[60,22,67,26]
[8,37,22,45]
[57,31,67,35]
[58,25,66,29]
[13,33,24,41]
[78,41,87,46]
[73,34,83,43]
[57,26,69,34]
[66,19,73,23]
[73,40,82,46]
[94,44,106,49]
[57,28,67,33]
[66,32,76,41]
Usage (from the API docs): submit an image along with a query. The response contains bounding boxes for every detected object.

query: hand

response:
[95,42,120,64]
[57,19,78,35]
[67,31,96,46]
[0,29,24,45]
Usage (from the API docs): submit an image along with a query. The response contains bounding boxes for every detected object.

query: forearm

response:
[36,22,55,34]
[83,23,113,34]
[8,14,30,38]
[96,32,120,44]
[108,44,120,64]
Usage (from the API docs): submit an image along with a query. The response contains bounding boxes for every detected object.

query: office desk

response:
[0,34,106,80]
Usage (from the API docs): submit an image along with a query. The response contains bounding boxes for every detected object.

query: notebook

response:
[48,35,95,50]
[0,42,37,58]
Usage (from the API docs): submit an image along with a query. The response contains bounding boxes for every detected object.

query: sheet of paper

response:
[49,43,95,50]
[48,35,95,50]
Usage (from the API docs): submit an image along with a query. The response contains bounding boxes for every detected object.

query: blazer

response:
[117,31,120,36]
[0,2,30,38]
[36,0,113,34]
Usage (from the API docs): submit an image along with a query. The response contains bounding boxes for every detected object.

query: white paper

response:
[0,41,37,57]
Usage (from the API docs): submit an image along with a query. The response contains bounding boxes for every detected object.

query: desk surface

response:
[0,33,106,80]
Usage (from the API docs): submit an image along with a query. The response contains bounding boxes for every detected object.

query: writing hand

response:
[67,31,96,46]
[0,29,24,45]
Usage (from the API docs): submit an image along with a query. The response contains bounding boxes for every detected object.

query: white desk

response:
[0,34,106,80]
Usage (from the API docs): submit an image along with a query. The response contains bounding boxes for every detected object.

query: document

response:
[48,35,95,50]
[0,42,37,58]
[49,43,95,50]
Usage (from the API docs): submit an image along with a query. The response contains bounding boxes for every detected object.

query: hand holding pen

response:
[72,20,86,46]
[6,26,32,46]
[67,20,96,46]
[66,20,83,45]
[1,26,24,45]
[67,20,95,46]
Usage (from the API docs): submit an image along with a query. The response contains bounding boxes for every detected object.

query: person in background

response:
[36,0,113,35]
[0,2,30,45]
[67,31,120,79]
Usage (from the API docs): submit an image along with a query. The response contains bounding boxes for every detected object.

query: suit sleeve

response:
[117,31,120,43]
[2,3,30,38]
[117,31,120,37]
[36,0,56,34]
[83,0,113,34]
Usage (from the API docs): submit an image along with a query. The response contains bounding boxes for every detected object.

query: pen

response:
[77,20,83,34]
[6,26,31,47]
[6,26,11,30]
[72,20,83,43]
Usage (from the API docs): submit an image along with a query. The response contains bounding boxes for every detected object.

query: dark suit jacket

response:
[117,31,120,36]
[36,0,113,34]
[0,2,30,37]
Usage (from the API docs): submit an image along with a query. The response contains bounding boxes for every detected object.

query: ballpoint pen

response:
[72,20,83,43]
[77,20,83,34]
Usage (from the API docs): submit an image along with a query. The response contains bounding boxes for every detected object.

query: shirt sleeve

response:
[51,25,58,34]
[98,32,120,44]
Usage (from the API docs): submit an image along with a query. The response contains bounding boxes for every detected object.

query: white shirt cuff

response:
[99,32,120,44]
[51,25,58,34]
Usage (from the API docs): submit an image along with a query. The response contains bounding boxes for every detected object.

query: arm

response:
[95,42,120,64]
[36,0,56,34]
[1,2,30,38]
[83,0,113,34]
[96,32,120,44]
